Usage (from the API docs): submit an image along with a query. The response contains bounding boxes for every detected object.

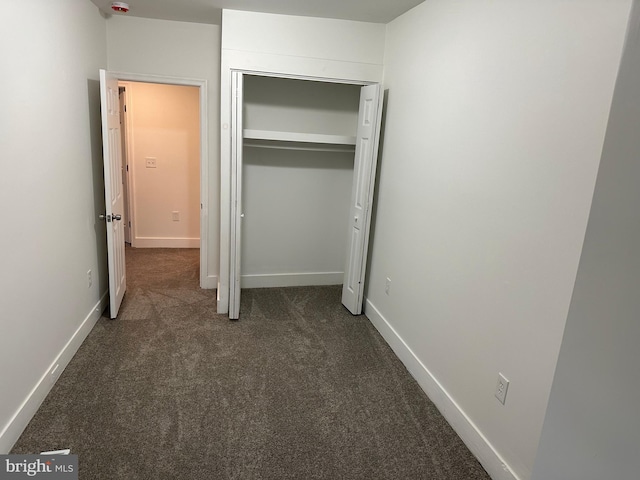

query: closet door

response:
[342,84,384,315]
[230,72,244,320]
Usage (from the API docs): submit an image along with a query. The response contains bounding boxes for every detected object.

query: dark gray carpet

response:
[12,248,490,480]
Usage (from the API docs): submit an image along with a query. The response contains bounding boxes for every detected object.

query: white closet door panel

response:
[230,72,244,320]
[342,84,383,315]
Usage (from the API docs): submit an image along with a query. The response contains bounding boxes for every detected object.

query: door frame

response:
[219,67,376,316]
[110,71,209,289]
[118,84,133,245]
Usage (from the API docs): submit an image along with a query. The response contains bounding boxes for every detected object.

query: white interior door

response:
[342,84,384,315]
[229,72,244,320]
[100,69,127,319]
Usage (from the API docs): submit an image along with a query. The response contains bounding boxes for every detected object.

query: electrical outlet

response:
[145,157,157,168]
[172,211,180,222]
[495,373,509,405]
[87,270,92,288]
[385,277,391,295]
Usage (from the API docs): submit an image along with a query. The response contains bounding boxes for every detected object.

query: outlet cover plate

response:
[495,372,509,405]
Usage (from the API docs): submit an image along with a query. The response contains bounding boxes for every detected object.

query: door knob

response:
[99,214,121,222]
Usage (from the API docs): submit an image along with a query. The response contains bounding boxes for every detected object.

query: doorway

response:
[118,81,201,250]
[100,70,209,319]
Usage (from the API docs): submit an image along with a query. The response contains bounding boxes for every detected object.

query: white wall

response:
[243,75,362,137]
[222,10,386,66]
[532,2,640,478]
[241,147,354,287]
[106,16,220,286]
[125,82,200,248]
[365,1,631,479]
[218,9,386,311]
[0,0,108,452]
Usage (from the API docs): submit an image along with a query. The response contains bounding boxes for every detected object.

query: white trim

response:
[118,83,134,245]
[118,81,137,248]
[241,272,343,289]
[0,293,108,454]
[364,299,521,480]
[229,72,244,319]
[133,237,200,248]
[110,71,207,88]
[221,50,383,85]
[110,71,210,289]
[201,275,219,290]
[199,81,210,290]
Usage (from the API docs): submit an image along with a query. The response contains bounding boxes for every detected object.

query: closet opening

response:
[227,73,383,319]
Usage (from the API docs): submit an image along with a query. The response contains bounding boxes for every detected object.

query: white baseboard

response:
[133,237,200,248]
[364,298,520,480]
[241,271,343,289]
[0,293,108,454]
[201,274,218,289]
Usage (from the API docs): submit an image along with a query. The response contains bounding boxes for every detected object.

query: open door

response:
[229,72,244,320]
[100,69,127,319]
[342,84,384,315]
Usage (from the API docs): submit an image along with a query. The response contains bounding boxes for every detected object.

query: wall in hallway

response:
[125,82,200,247]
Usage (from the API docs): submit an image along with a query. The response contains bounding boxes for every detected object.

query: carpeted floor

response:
[12,248,490,480]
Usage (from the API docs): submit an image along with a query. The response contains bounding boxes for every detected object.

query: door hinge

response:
[124,104,127,113]
[126,164,129,172]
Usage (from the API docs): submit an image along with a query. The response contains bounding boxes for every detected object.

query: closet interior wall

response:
[241,75,361,289]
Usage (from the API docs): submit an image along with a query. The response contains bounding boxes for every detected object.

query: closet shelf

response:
[243,129,356,152]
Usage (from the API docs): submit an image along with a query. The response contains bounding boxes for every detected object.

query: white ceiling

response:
[90,0,424,25]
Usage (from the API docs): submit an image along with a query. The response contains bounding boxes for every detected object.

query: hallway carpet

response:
[12,248,490,480]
